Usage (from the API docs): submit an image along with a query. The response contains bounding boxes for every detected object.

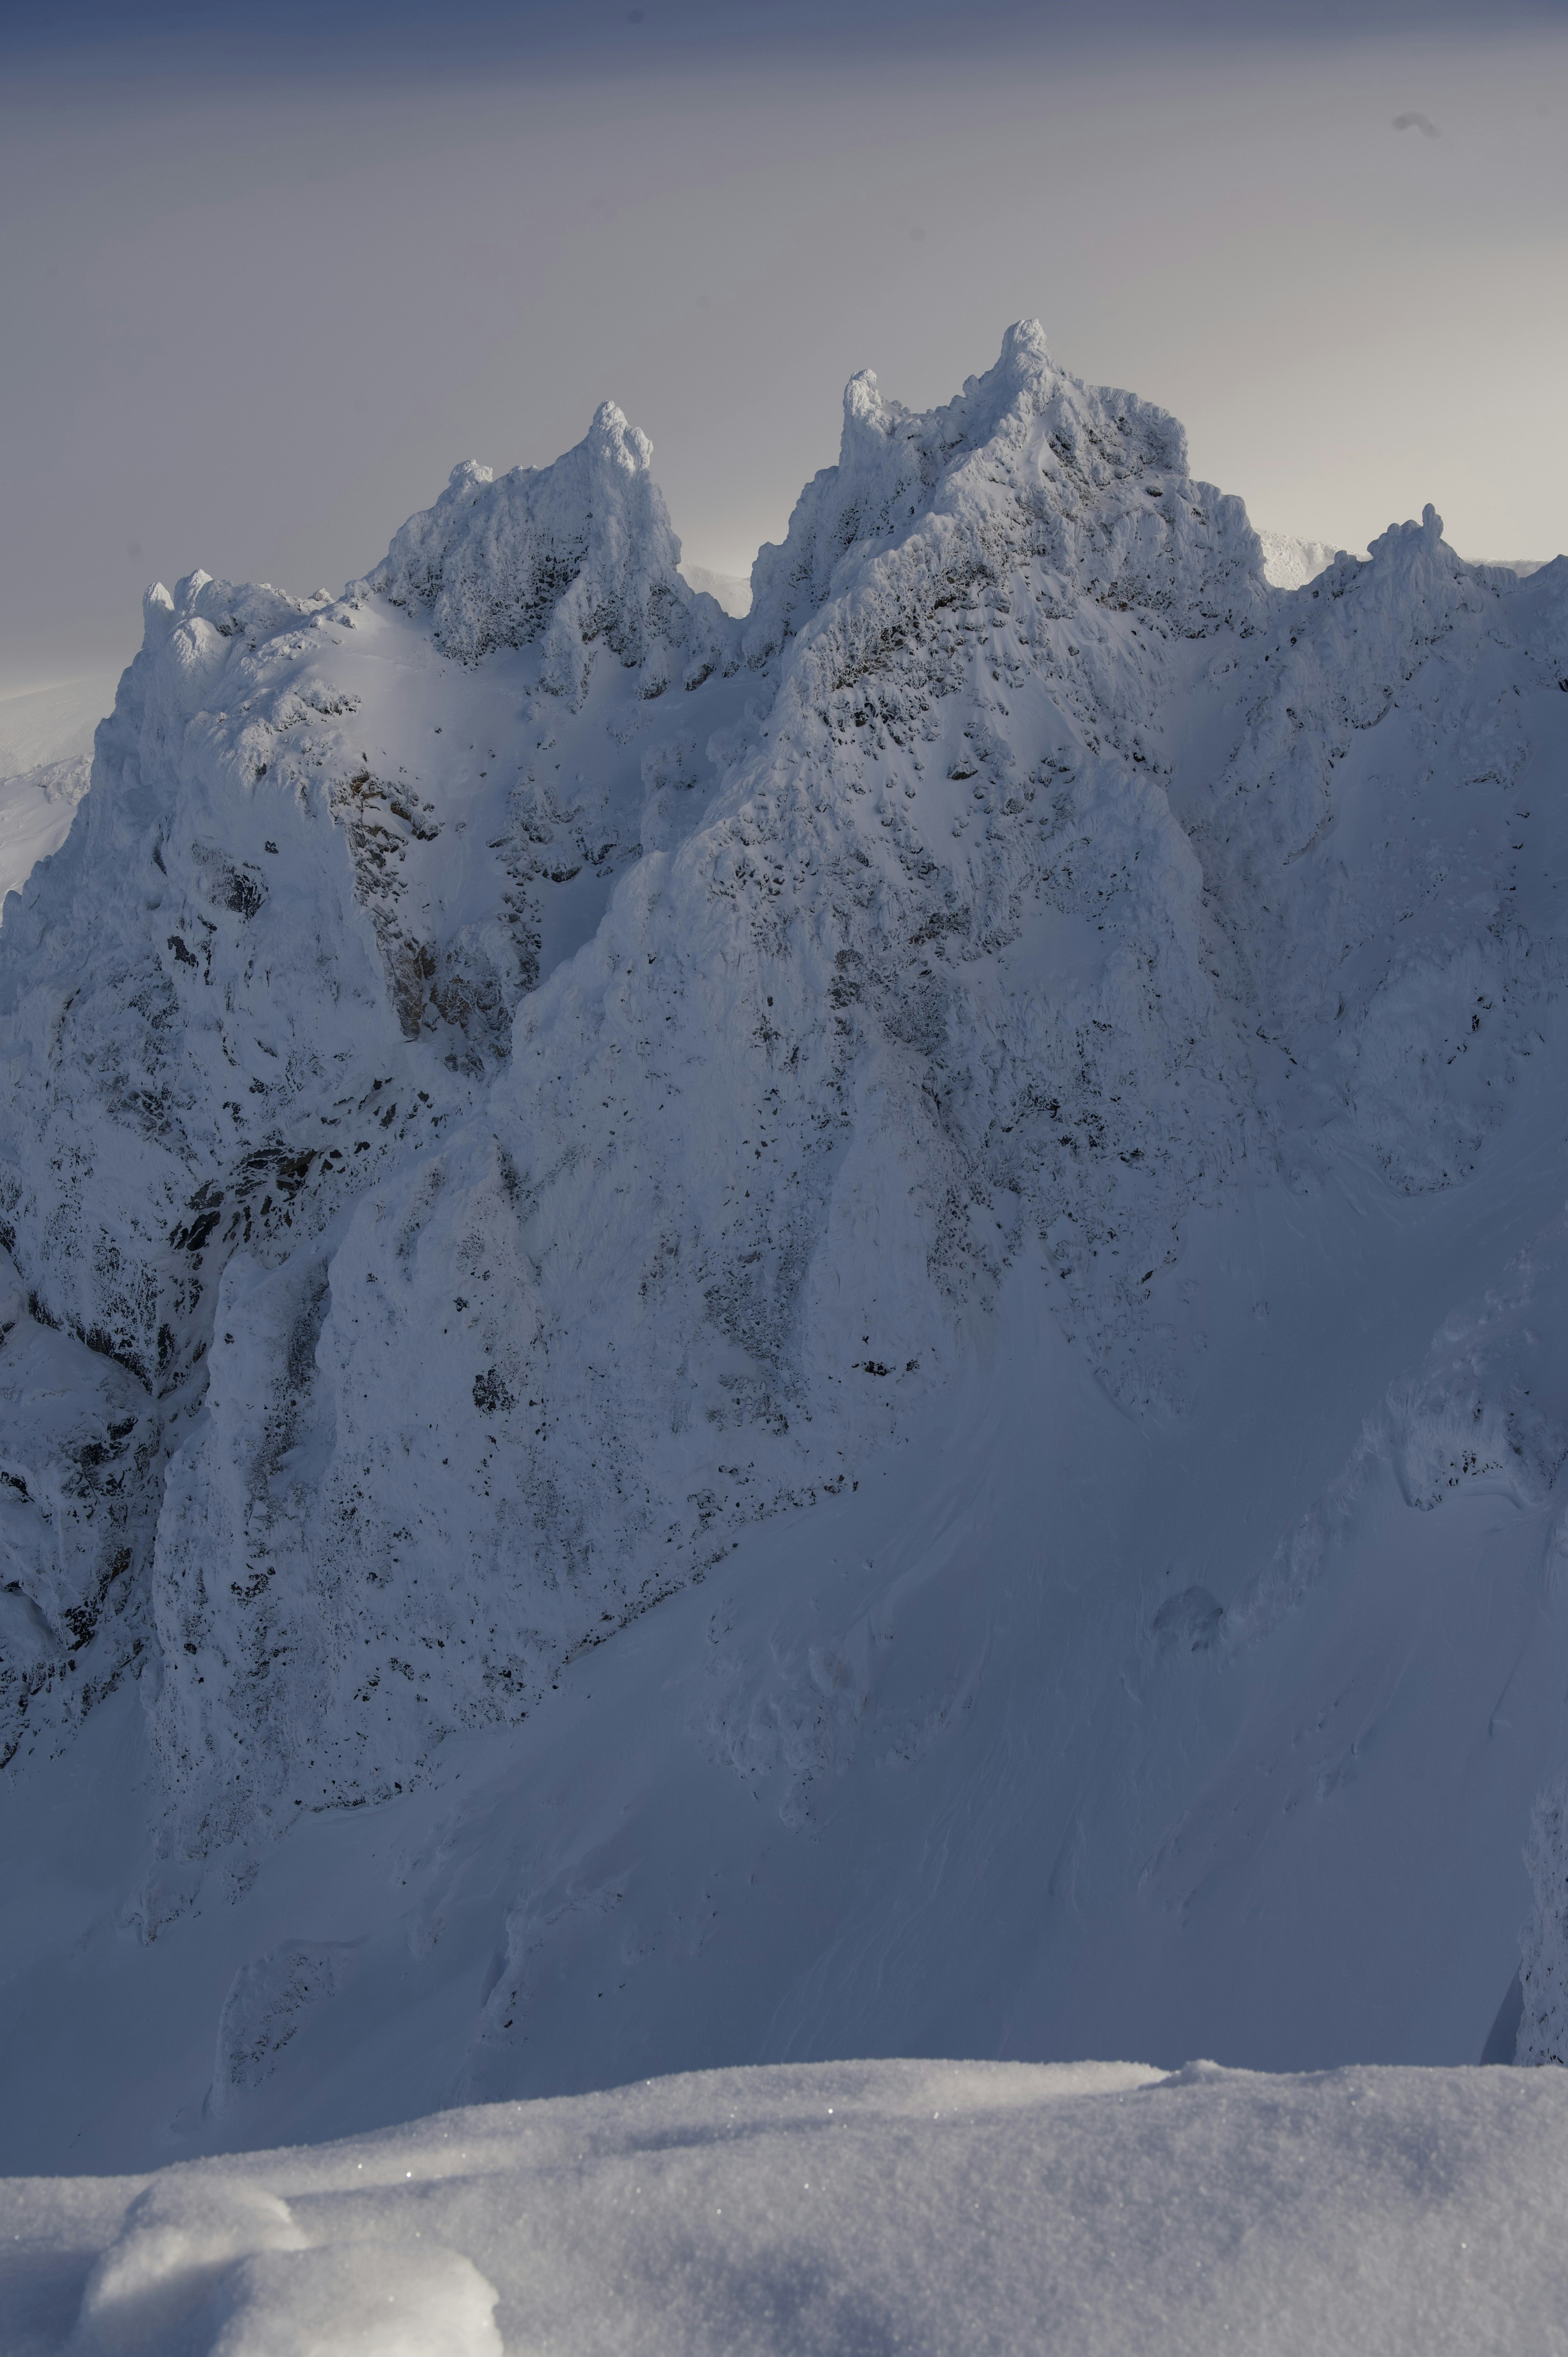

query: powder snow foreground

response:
[5,2058,1567,2356]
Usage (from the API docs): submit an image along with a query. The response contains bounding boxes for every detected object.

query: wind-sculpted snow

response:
[2,324,1567,1903]
[9,2060,1568,2356]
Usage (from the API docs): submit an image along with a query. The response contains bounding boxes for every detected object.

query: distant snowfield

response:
[1255,529,1343,588]
[678,559,752,615]
[7,2056,1567,2357]
[0,674,119,904]
[1254,533,1555,591]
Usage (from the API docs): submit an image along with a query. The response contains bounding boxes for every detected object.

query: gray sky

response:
[3,2,1565,691]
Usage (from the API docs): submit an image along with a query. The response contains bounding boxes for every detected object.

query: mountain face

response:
[3,323,1568,2155]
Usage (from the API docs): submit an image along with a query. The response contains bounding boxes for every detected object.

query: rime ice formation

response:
[3,322,1282,1829]
[2,326,1568,2154]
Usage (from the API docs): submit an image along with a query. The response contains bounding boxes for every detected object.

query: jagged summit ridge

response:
[745,317,1254,671]
[374,397,728,695]
[138,325,1289,1837]
[0,326,1564,1875]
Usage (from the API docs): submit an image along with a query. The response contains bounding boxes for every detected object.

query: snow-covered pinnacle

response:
[744,317,1239,666]
[374,399,724,696]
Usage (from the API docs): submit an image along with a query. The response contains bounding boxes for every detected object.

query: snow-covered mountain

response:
[2,322,1568,2171]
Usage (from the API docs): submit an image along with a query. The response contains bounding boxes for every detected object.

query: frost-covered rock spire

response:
[375,397,726,696]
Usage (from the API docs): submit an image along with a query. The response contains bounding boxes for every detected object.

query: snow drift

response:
[7,2058,1568,2357]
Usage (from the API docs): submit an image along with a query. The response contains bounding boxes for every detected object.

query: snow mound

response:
[6,2058,1568,2356]
[76,2179,308,2357]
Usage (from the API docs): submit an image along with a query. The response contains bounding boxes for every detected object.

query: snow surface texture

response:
[4,323,1568,2167]
[6,2058,1568,2357]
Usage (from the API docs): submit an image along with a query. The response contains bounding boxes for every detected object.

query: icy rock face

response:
[0,447,742,1787]
[374,399,726,695]
[0,1247,162,1709]
[2,321,1566,1858]
[210,1939,361,2118]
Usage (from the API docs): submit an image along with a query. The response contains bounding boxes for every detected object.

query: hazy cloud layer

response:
[2,0,1564,688]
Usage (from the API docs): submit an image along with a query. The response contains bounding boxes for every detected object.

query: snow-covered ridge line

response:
[1,322,1565,1892]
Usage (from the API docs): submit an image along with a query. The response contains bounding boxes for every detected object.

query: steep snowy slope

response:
[2,325,1568,2168]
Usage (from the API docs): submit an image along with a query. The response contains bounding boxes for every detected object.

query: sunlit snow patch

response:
[8,2058,1568,2356]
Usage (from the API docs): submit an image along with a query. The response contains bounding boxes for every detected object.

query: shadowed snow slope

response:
[3,326,1568,2171]
[5,2059,1568,2356]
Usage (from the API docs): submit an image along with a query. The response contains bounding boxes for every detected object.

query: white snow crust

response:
[3,323,1568,2172]
[6,2057,1568,2356]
